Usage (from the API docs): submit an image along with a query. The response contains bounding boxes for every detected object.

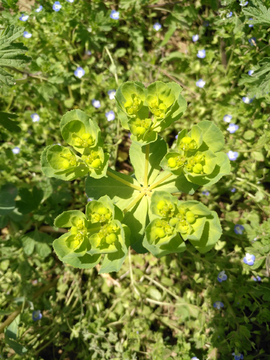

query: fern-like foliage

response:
[242,0,270,26]
[0,25,31,87]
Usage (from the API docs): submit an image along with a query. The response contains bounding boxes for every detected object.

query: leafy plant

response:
[41,81,230,272]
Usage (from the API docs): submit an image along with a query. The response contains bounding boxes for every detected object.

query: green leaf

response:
[151,171,199,195]
[21,230,52,258]
[0,111,20,133]
[252,151,264,161]
[196,121,225,153]
[0,25,31,86]
[16,186,43,214]
[0,183,17,215]
[242,2,270,26]
[54,210,86,228]
[129,136,168,186]
[160,25,177,47]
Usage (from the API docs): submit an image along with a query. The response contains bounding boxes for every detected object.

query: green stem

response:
[129,248,140,296]
[149,172,173,190]
[236,177,270,198]
[123,192,145,213]
[144,274,179,300]
[106,169,141,191]
[144,144,150,188]
[104,46,119,86]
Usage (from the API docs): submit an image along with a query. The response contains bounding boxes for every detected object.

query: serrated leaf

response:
[0,111,20,132]
[0,182,17,215]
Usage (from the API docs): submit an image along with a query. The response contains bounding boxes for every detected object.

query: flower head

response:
[53,1,62,11]
[105,110,115,121]
[23,31,32,38]
[242,96,253,104]
[92,99,101,108]
[253,275,261,282]
[227,151,239,161]
[153,22,162,31]
[217,270,227,283]
[232,352,244,360]
[85,50,92,55]
[227,123,239,134]
[66,0,74,2]
[35,5,43,12]
[202,191,210,196]
[248,70,254,76]
[108,89,116,100]
[231,188,236,192]
[227,12,233,18]
[32,310,42,321]
[191,358,200,360]
[248,37,256,46]
[74,67,85,78]
[203,21,210,27]
[192,34,199,42]
[110,10,120,20]
[213,301,224,310]
[31,113,40,122]
[197,49,206,59]
[239,0,248,5]
[12,147,20,154]
[234,224,244,235]
[223,114,232,123]
[19,14,29,21]
[248,18,253,27]
[243,253,255,266]
[196,79,205,88]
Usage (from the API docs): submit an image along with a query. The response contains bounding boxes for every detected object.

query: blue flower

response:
[12,147,20,154]
[239,0,248,5]
[74,67,85,78]
[197,49,206,59]
[227,151,239,161]
[248,37,256,46]
[248,18,253,27]
[227,123,239,134]
[227,12,233,18]
[66,0,74,2]
[105,110,115,121]
[192,34,199,42]
[243,253,255,266]
[232,352,244,360]
[196,79,205,88]
[35,5,43,12]
[31,113,40,122]
[110,10,120,20]
[202,191,210,196]
[92,99,101,108]
[234,224,244,235]
[213,301,224,310]
[19,14,29,21]
[242,96,253,104]
[253,275,261,282]
[53,1,62,11]
[85,50,92,56]
[248,70,254,76]
[231,188,236,192]
[87,197,93,202]
[153,22,162,31]
[191,358,200,360]
[23,31,32,38]
[203,21,209,27]
[217,270,227,283]
[108,89,116,100]
[32,310,42,321]
[223,114,232,123]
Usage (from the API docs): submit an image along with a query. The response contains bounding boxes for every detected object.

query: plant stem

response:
[129,248,140,296]
[104,46,119,86]
[149,172,173,190]
[123,192,145,213]
[107,169,141,191]
[144,144,150,188]
[144,274,179,300]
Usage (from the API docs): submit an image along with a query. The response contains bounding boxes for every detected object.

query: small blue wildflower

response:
[196,79,205,88]
[108,89,116,100]
[227,12,233,18]
[239,0,248,5]
[202,191,210,196]
[12,147,20,154]
[92,99,101,108]
[227,123,239,134]
[66,0,74,2]
[232,352,244,360]
[242,96,253,104]
[74,67,85,78]
[35,5,43,12]
[85,50,92,56]
[32,310,42,321]
[213,301,224,310]
[227,151,239,161]
[153,22,162,31]
[105,110,115,121]
[19,14,29,21]
[192,34,199,42]
[248,18,253,27]
[217,270,227,283]
[248,70,254,76]
[197,49,206,59]
[53,1,62,11]
[203,21,209,27]
[248,37,256,46]
[191,358,200,360]
[175,134,178,140]
[231,188,236,193]
[243,253,255,266]
[31,113,40,122]
[87,197,93,202]
[110,10,120,20]
[223,114,232,123]
[23,31,32,38]
[234,224,244,235]
[253,275,261,282]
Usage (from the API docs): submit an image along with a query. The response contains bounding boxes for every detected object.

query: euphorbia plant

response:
[41,81,230,273]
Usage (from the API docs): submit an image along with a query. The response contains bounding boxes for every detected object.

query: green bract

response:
[53,196,129,273]
[40,81,230,272]
[41,110,109,180]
